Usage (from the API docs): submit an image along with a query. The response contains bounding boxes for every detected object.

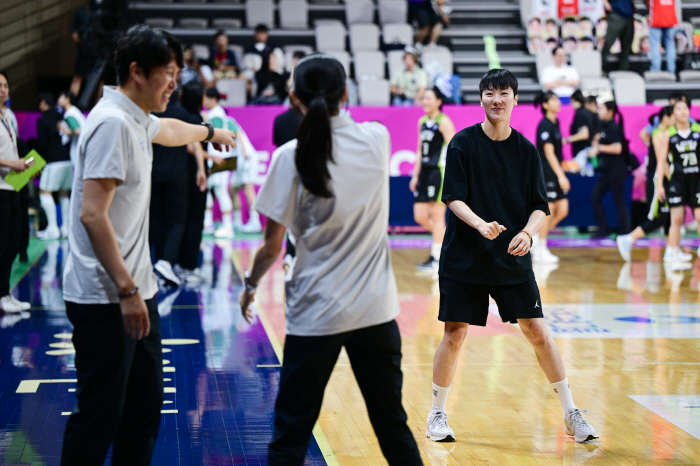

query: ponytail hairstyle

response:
[603,100,629,157]
[651,105,673,126]
[292,54,347,198]
[534,90,558,115]
[570,89,585,107]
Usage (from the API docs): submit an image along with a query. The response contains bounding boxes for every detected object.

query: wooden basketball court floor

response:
[1,236,700,465]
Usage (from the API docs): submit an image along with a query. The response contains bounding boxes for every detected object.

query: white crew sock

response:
[40,193,58,232]
[551,378,577,414]
[204,209,213,229]
[59,196,70,232]
[222,212,233,230]
[431,382,451,412]
[233,210,243,228]
[431,242,442,261]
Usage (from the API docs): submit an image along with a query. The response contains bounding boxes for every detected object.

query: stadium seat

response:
[326,50,351,76]
[216,78,248,107]
[350,24,380,52]
[359,79,391,106]
[246,0,275,28]
[570,50,602,79]
[144,18,174,28]
[612,74,646,105]
[228,45,245,67]
[192,44,210,61]
[387,49,405,80]
[179,18,208,29]
[383,23,413,47]
[280,0,308,29]
[284,45,314,70]
[607,70,640,81]
[378,0,407,25]
[345,0,375,25]
[679,70,700,82]
[212,18,243,29]
[535,51,554,80]
[421,45,453,75]
[354,50,386,79]
[580,77,612,94]
[315,22,347,51]
[644,71,676,82]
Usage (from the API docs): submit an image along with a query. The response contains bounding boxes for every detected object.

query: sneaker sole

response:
[575,434,599,443]
[425,430,456,442]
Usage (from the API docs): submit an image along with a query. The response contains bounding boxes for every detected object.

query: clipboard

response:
[210,156,237,174]
[3,150,47,192]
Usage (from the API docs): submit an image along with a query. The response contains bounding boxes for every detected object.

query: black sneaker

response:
[416,256,437,272]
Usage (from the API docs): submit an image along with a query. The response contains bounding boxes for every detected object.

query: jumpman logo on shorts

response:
[534,301,540,308]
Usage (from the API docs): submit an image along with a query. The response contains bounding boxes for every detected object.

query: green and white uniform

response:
[414,113,447,203]
[664,123,700,208]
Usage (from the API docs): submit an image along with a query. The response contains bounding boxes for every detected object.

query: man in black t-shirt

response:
[426,69,599,445]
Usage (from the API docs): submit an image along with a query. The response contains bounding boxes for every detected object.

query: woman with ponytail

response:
[589,100,631,238]
[239,55,422,465]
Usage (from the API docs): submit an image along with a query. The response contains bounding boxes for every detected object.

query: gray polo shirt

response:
[255,115,400,336]
[63,87,162,304]
[0,108,19,192]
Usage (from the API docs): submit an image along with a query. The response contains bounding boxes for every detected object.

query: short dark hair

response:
[673,98,691,110]
[585,95,597,105]
[205,87,221,101]
[181,81,204,114]
[0,70,8,86]
[255,24,269,33]
[479,69,518,97]
[552,45,565,56]
[60,91,76,103]
[214,30,227,41]
[571,89,585,105]
[37,92,55,108]
[114,25,184,85]
[293,51,306,60]
[669,91,689,104]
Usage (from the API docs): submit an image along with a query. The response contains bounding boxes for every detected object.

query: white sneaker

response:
[37,228,60,240]
[239,219,263,233]
[664,248,692,263]
[565,409,599,443]
[426,411,455,442]
[0,295,23,314]
[679,250,693,262]
[154,260,182,286]
[61,226,68,238]
[533,246,558,264]
[616,234,633,262]
[8,295,30,311]
[214,225,235,239]
[671,259,693,272]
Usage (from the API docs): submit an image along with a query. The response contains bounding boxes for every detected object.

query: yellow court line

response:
[249,277,339,466]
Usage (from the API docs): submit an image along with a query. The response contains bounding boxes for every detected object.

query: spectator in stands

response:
[246,24,273,57]
[284,51,306,92]
[180,47,200,86]
[252,52,287,105]
[210,30,239,78]
[391,47,428,106]
[428,0,451,46]
[0,70,32,313]
[540,46,580,104]
[409,0,441,45]
[36,92,72,240]
[648,0,678,73]
[601,0,635,72]
[70,2,98,96]
[589,100,631,238]
[563,36,579,52]
[579,36,595,51]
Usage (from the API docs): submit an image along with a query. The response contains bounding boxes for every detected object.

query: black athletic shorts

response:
[664,172,700,208]
[545,179,567,202]
[438,276,544,326]
[409,1,440,29]
[414,166,443,203]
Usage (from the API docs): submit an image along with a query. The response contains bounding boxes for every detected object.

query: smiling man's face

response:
[480,86,517,123]
[143,58,179,113]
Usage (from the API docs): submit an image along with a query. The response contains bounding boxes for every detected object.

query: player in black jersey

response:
[533,91,569,264]
[410,87,455,272]
[426,69,598,445]
[656,99,700,269]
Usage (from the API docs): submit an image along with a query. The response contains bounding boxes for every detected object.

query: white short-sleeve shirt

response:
[0,108,19,192]
[63,86,162,304]
[540,64,580,98]
[255,115,400,336]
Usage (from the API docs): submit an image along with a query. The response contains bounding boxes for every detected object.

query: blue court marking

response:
[0,242,327,465]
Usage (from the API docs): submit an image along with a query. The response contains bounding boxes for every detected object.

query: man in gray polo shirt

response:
[61,26,235,466]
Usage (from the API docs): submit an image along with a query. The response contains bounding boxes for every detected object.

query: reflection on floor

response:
[1,238,700,465]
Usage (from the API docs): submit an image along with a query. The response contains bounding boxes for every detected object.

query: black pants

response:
[591,159,631,235]
[269,320,422,466]
[18,186,29,261]
[177,166,207,270]
[0,190,21,297]
[61,298,164,466]
[150,177,188,264]
[601,12,635,72]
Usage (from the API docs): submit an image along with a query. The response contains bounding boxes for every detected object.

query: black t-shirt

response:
[570,107,593,156]
[71,6,98,56]
[589,111,602,137]
[36,108,70,164]
[439,123,550,285]
[152,102,191,182]
[536,116,562,182]
[273,108,302,147]
[598,119,624,169]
